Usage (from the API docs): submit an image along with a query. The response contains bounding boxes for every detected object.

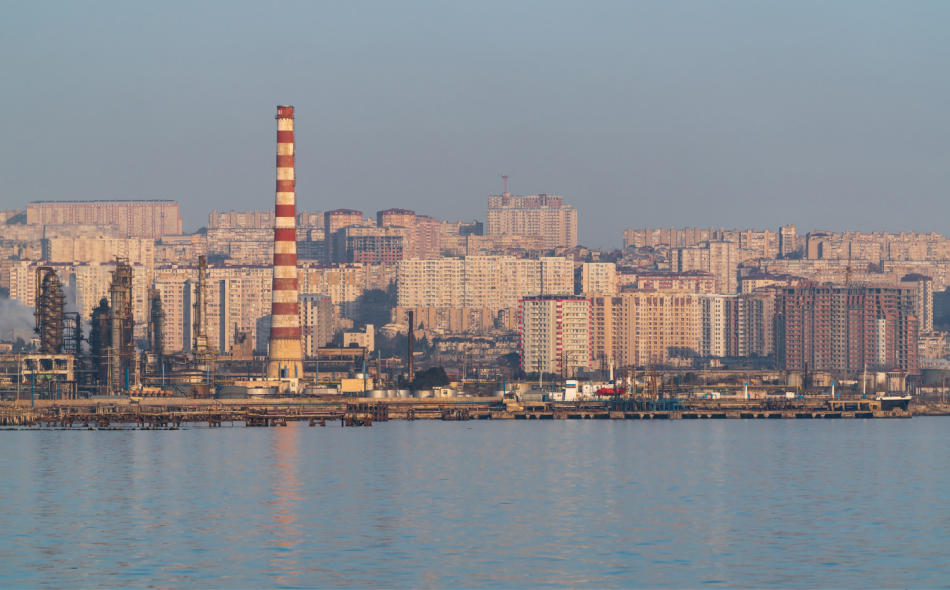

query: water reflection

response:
[266,424,305,584]
[1,420,949,588]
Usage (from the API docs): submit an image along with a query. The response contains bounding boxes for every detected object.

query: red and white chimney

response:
[266,105,303,379]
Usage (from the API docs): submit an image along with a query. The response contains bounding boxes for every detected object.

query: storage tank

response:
[786,372,802,388]
[808,371,832,387]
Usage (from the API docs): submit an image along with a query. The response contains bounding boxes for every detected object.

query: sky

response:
[1,1,948,247]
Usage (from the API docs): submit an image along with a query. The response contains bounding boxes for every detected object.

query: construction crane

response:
[497,173,508,197]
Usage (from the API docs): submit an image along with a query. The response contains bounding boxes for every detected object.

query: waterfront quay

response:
[0,395,912,428]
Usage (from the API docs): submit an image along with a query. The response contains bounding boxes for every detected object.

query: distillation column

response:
[266,105,303,379]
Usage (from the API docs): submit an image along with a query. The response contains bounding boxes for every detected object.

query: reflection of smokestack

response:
[408,310,414,385]
[266,105,303,380]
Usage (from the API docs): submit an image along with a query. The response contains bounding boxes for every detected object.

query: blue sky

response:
[1,1,948,246]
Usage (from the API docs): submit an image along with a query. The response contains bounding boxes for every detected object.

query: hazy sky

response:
[1,1,948,247]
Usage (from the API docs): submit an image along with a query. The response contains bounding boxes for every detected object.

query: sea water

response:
[1,418,948,588]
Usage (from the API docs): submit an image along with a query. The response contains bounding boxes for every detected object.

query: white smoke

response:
[64,280,78,314]
[0,297,35,342]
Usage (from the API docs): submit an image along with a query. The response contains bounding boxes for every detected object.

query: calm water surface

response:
[1,418,948,588]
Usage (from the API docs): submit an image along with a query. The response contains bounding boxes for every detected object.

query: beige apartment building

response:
[670,240,738,294]
[441,234,546,257]
[619,270,717,294]
[397,256,574,314]
[901,274,934,333]
[300,294,335,357]
[779,225,797,257]
[486,194,578,249]
[376,209,443,260]
[324,209,366,263]
[519,295,592,375]
[589,291,703,367]
[27,200,182,239]
[42,237,155,281]
[392,306,496,335]
[581,263,618,295]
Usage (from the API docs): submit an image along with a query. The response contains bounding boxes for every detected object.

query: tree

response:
[410,366,450,389]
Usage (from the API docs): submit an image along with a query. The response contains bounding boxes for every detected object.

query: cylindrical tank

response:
[368,390,387,398]
[491,390,506,397]
[786,372,802,388]
[808,371,832,387]
[397,389,410,398]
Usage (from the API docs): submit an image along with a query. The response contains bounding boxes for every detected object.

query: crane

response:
[497,173,508,196]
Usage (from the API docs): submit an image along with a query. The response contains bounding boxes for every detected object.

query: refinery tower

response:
[266,105,304,379]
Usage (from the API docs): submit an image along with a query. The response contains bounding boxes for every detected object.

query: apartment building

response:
[153,264,273,354]
[155,235,206,265]
[670,240,738,293]
[486,194,578,249]
[619,270,717,294]
[589,291,703,367]
[299,294,334,357]
[397,256,574,314]
[776,284,919,374]
[338,226,408,264]
[779,225,797,257]
[441,234,547,257]
[900,274,934,333]
[392,306,496,334]
[622,227,722,249]
[324,209,366,263]
[27,200,182,239]
[441,220,483,237]
[581,263,618,295]
[376,209,443,259]
[737,229,779,260]
[208,210,274,229]
[42,237,155,280]
[518,295,592,375]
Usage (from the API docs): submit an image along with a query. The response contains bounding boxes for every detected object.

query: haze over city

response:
[2,1,949,245]
[4,3,950,589]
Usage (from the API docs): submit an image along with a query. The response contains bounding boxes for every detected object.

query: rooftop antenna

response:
[498,174,509,197]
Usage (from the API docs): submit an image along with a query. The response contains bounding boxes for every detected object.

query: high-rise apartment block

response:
[324,209,365,263]
[486,194,577,249]
[776,284,919,373]
[619,270,717,294]
[623,227,723,249]
[299,294,334,357]
[518,295,592,375]
[779,225,797,257]
[27,200,182,239]
[590,291,703,367]
[900,274,933,333]
[208,210,274,229]
[375,209,442,259]
[581,263,618,295]
[339,226,409,264]
[397,256,574,313]
[671,240,738,293]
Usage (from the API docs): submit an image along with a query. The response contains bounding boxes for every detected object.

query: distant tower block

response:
[266,105,304,380]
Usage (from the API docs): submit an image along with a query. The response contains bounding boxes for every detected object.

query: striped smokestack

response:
[266,105,303,380]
